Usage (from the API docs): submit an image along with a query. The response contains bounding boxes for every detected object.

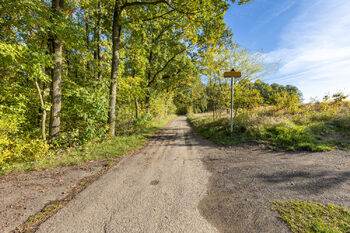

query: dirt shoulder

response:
[0,159,112,233]
[196,138,350,232]
[0,118,175,233]
[36,117,217,233]
[2,116,349,233]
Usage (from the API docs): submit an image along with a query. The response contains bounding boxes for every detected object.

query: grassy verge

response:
[188,104,350,152]
[271,200,350,233]
[0,115,175,176]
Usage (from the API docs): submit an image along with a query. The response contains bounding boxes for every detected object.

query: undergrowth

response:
[0,115,174,176]
[188,102,350,152]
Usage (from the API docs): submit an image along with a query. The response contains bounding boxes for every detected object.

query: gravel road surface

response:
[37,117,218,233]
[36,116,350,233]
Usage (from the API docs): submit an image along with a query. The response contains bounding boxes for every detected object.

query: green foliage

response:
[0,115,174,175]
[0,0,254,173]
[149,92,176,118]
[62,84,109,143]
[174,79,207,115]
[134,114,153,127]
[189,101,350,151]
[1,0,223,162]
[253,80,303,107]
[262,123,331,152]
[0,112,51,173]
[273,90,301,113]
[333,92,349,104]
[271,200,350,233]
[234,79,263,110]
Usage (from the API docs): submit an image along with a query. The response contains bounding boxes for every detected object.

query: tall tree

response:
[49,0,65,141]
[96,0,103,80]
[108,0,171,136]
[107,0,249,135]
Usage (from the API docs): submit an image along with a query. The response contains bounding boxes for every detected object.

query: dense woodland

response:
[1,0,348,171]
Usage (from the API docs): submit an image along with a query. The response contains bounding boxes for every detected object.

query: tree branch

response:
[122,0,167,10]
[122,0,198,15]
[139,9,175,23]
[33,79,47,141]
[148,48,186,87]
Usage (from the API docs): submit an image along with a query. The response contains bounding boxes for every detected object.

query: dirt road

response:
[36,116,350,233]
[37,117,218,233]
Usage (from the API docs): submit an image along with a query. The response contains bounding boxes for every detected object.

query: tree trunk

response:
[49,0,64,141]
[85,13,90,73]
[135,98,139,119]
[145,51,153,113]
[108,1,122,136]
[213,103,215,120]
[97,0,102,80]
[145,94,151,113]
[34,79,47,141]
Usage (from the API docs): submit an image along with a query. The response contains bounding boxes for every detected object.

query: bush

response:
[0,113,50,172]
[262,123,332,151]
[135,113,153,127]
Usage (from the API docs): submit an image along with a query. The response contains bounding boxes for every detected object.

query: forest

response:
[2,1,350,233]
[0,0,251,172]
[1,0,349,174]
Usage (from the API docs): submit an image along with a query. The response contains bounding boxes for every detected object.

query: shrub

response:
[262,123,331,151]
[135,113,153,127]
[0,113,50,172]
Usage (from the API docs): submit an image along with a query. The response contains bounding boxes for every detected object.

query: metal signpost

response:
[224,69,242,136]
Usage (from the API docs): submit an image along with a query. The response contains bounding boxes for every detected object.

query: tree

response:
[254,79,273,104]
[108,0,174,136]
[234,79,263,113]
[49,0,65,141]
[0,0,255,158]
[228,45,277,81]
[106,0,253,135]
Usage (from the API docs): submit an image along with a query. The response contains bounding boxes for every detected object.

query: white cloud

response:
[251,1,296,31]
[263,0,350,101]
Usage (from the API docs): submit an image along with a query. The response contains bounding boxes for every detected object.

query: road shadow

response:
[194,129,350,233]
[256,170,350,194]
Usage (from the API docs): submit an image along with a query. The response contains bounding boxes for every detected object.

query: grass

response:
[271,200,350,233]
[0,115,175,176]
[188,103,350,152]
[24,203,62,227]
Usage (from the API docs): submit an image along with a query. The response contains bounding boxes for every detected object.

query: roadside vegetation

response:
[271,200,350,233]
[189,80,350,152]
[0,115,174,176]
[2,1,349,232]
[1,0,255,175]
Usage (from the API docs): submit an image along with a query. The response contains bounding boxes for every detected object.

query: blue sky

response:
[225,0,350,101]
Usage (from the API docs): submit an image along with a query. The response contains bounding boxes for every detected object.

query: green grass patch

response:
[0,115,175,176]
[25,203,62,227]
[188,106,350,152]
[271,200,350,233]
